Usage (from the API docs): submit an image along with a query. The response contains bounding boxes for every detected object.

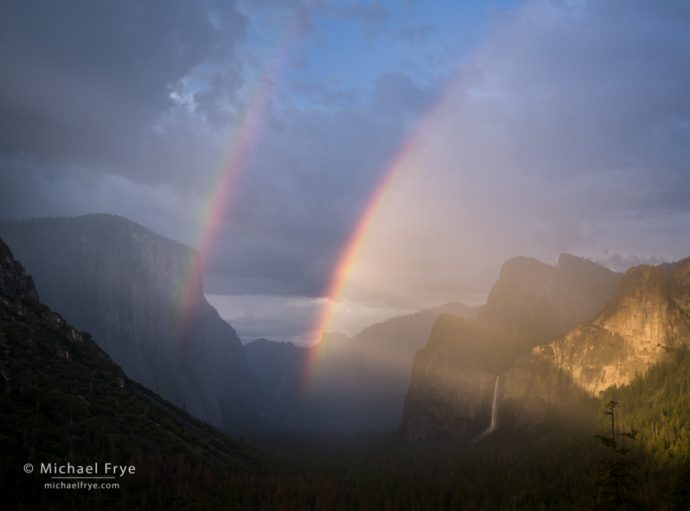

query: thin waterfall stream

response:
[472,375,501,444]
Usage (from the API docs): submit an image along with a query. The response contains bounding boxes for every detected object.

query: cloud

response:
[206,294,322,343]
[0,156,199,243]
[595,253,665,273]
[3,0,690,340]
[327,0,690,316]
[0,0,246,179]
[200,71,437,297]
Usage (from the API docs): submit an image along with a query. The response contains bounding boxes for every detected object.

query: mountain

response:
[0,237,257,510]
[291,302,480,431]
[478,253,625,360]
[244,338,311,399]
[402,254,622,440]
[503,257,690,424]
[0,215,260,433]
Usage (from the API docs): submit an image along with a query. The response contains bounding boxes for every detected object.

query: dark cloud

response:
[2,0,690,337]
[193,66,244,126]
[201,72,436,297]
[0,0,246,178]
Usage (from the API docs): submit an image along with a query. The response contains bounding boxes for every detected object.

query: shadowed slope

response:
[0,237,259,510]
[0,215,261,433]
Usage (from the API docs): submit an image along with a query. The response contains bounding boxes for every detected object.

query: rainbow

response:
[175,78,273,339]
[175,10,310,340]
[302,83,459,385]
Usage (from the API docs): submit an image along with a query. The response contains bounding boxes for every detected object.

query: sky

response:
[2,0,690,344]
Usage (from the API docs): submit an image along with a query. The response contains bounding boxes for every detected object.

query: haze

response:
[2,0,690,343]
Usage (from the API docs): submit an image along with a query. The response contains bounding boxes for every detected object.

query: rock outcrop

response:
[402,254,622,440]
[511,258,690,400]
[479,253,624,359]
[0,215,260,433]
[401,315,502,440]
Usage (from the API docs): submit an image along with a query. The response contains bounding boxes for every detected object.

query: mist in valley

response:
[2,1,690,509]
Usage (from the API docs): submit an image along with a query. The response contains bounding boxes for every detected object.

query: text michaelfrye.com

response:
[23,462,135,491]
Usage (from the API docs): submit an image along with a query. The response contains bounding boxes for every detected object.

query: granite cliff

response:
[402,254,622,440]
[0,215,260,433]
[0,237,257,509]
[504,257,690,420]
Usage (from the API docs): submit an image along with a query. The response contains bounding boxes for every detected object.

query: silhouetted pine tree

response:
[595,400,639,510]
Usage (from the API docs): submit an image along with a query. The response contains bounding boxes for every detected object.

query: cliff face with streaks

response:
[0,215,261,433]
[404,254,690,440]
[402,254,622,440]
[509,258,690,400]
[401,315,502,440]
[0,236,257,509]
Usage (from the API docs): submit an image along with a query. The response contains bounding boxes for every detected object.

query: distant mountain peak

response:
[403,253,623,440]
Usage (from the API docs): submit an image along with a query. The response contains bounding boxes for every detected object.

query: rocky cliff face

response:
[0,215,260,433]
[402,315,502,440]
[513,258,690,399]
[479,253,623,358]
[0,236,257,508]
[402,255,621,440]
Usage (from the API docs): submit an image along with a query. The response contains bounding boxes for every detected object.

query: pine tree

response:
[594,400,639,510]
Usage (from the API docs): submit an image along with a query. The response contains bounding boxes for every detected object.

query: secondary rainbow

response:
[175,11,310,340]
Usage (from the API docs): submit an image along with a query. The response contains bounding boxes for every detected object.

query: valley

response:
[1,216,689,509]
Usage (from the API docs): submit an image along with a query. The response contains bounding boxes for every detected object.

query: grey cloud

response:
[202,74,436,296]
[316,0,690,313]
[0,157,198,245]
[0,0,246,179]
[193,67,244,125]
[4,0,690,327]
[372,72,431,118]
[465,0,690,186]
[595,253,665,273]
[427,0,690,230]
[206,294,321,343]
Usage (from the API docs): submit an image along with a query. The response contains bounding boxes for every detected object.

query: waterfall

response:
[488,374,500,432]
[472,375,501,444]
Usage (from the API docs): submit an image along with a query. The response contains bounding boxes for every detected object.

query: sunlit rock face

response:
[0,215,261,433]
[526,258,690,396]
[402,255,621,440]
